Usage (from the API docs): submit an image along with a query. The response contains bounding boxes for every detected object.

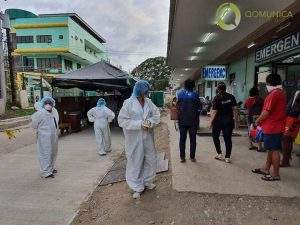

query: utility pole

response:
[0,9,7,115]
[5,16,17,105]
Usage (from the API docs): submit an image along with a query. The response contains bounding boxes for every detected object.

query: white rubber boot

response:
[132,192,141,199]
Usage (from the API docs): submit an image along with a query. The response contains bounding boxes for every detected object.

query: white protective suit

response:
[118,97,160,192]
[87,106,115,155]
[31,108,59,177]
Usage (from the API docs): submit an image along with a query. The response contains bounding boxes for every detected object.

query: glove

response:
[142,120,152,130]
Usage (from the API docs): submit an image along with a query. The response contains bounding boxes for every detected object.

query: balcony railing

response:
[16,66,63,74]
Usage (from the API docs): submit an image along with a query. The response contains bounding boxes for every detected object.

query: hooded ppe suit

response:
[87,98,115,155]
[31,97,59,177]
[118,80,160,192]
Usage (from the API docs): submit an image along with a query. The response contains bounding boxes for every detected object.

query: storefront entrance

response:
[255,56,300,100]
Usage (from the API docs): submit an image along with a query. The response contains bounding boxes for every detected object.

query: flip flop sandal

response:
[261,175,281,181]
[257,149,266,152]
[251,168,270,176]
[249,146,258,150]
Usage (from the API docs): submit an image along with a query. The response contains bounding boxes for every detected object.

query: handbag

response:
[284,116,300,138]
[249,124,264,142]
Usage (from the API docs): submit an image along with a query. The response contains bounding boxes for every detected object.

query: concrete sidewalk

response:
[168,116,300,197]
[0,126,35,156]
[0,128,124,225]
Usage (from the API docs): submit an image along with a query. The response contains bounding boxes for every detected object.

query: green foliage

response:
[131,57,174,91]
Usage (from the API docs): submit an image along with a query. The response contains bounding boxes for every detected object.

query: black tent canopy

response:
[52,61,134,92]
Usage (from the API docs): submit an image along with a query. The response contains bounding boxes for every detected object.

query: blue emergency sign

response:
[202,66,226,80]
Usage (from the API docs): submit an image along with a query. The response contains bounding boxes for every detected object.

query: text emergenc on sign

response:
[202,65,226,81]
[255,31,300,62]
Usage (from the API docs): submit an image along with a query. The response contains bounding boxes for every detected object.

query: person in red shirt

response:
[281,91,300,167]
[244,87,264,151]
[252,74,286,181]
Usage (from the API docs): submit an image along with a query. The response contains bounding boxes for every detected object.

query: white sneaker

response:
[225,158,231,163]
[99,152,107,156]
[146,183,156,190]
[132,192,141,199]
[214,154,223,160]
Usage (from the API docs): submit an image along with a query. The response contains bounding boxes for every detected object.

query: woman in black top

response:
[209,82,238,163]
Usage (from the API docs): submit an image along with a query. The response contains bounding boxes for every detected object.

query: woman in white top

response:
[87,98,115,156]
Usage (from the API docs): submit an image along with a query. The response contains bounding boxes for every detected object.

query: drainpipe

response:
[40,72,44,99]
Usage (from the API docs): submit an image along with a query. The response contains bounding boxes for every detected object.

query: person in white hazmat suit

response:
[87,98,115,156]
[31,97,59,178]
[118,80,160,199]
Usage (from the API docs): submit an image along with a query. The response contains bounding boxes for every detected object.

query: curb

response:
[0,116,32,130]
[66,151,125,225]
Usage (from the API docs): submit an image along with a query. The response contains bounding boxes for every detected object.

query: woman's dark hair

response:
[217,82,226,93]
[184,79,195,91]
[266,74,282,86]
[249,87,259,97]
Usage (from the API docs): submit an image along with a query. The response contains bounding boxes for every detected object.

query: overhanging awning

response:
[52,61,135,92]
[167,0,299,84]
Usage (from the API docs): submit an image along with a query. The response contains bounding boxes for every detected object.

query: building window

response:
[206,81,212,88]
[59,35,64,39]
[77,63,81,69]
[16,36,34,43]
[64,59,73,70]
[36,35,52,43]
[37,58,59,70]
[22,56,34,71]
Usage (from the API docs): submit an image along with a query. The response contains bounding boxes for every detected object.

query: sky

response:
[1,0,169,72]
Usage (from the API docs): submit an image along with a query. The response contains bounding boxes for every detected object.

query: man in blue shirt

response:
[177,79,202,162]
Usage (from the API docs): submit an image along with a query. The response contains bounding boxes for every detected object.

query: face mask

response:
[141,91,149,98]
[44,104,53,111]
[266,85,282,93]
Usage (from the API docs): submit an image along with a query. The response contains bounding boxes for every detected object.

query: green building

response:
[5,9,108,105]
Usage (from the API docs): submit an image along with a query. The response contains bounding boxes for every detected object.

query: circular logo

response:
[216,2,241,31]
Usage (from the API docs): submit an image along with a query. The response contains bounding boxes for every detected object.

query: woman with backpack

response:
[244,87,264,152]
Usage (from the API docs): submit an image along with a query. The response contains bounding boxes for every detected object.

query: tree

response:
[131,57,174,91]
